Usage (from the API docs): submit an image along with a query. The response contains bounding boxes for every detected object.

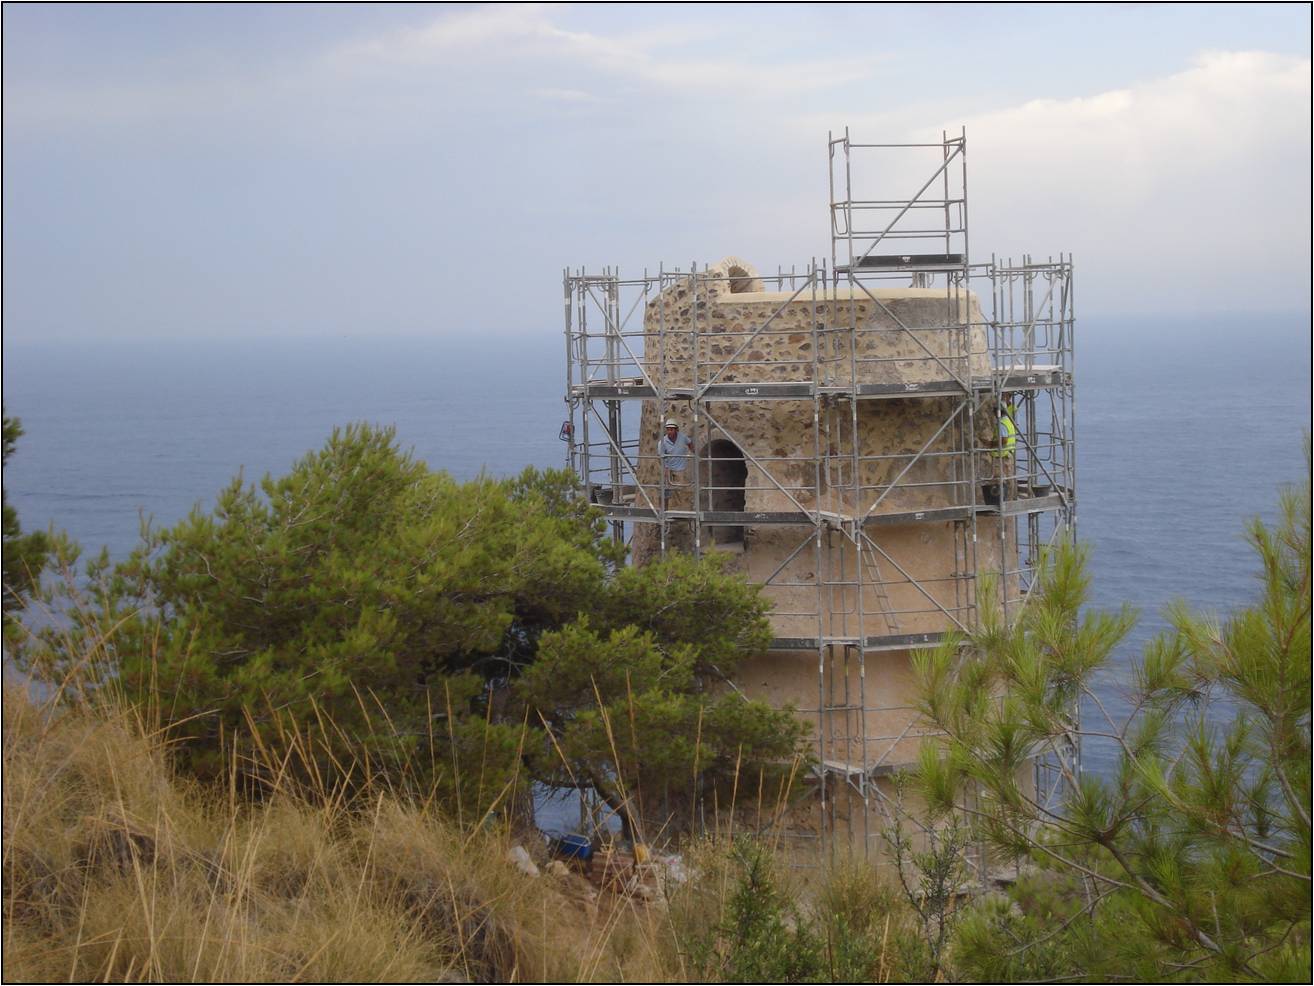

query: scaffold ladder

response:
[859,538,902,635]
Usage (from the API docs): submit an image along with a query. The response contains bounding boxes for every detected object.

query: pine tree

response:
[916,448,1311,980]
[2,409,50,627]
[517,550,807,840]
[16,423,808,828]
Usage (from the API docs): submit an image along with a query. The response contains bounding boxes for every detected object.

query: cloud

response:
[3,7,1308,337]
[530,87,609,104]
[329,3,555,61]
[5,4,877,137]
[802,50,1310,313]
[963,51,1310,309]
[964,50,1308,177]
[326,5,878,96]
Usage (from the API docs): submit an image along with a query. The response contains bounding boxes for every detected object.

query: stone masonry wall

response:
[629,257,1016,794]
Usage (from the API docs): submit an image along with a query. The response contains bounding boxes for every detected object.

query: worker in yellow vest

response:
[998,395,1018,458]
[991,393,1019,500]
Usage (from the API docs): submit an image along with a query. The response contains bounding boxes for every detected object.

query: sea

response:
[2,313,1310,793]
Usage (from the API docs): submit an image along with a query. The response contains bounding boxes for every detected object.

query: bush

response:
[16,423,808,833]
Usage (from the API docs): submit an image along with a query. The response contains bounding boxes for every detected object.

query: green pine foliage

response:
[917,446,1312,981]
[2,409,50,627]
[518,551,806,838]
[15,423,807,829]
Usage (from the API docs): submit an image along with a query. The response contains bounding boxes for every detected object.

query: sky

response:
[2,2,1310,343]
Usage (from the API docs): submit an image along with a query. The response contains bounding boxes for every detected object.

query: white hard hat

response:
[665,419,678,428]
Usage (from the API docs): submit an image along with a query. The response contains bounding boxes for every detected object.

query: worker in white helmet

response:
[659,418,694,489]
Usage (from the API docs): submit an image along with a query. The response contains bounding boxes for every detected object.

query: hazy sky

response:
[3,3,1310,343]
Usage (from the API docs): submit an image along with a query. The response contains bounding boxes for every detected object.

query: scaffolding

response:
[561,130,1076,861]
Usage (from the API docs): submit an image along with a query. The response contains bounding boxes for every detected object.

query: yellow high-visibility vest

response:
[994,405,1017,458]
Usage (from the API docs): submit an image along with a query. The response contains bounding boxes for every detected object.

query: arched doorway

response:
[708,438,747,545]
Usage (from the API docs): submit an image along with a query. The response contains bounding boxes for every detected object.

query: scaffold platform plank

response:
[770,631,948,652]
[700,382,819,399]
[827,381,970,398]
[588,495,1070,526]
[836,252,965,272]
[816,759,903,779]
[569,369,1070,402]
[994,491,1069,515]
[995,366,1068,390]
[572,382,660,398]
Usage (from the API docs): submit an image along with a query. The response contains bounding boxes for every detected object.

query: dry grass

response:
[2,648,932,983]
[1,683,697,983]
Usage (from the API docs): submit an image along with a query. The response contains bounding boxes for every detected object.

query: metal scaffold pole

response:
[559,125,1077,862]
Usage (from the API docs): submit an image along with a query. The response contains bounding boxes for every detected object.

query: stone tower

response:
[563,133,1076,852]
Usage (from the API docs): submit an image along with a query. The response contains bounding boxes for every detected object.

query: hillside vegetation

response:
[3,680,939,982]
[3,422,1308,982]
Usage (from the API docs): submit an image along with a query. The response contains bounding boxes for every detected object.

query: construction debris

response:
[506,845,539,878]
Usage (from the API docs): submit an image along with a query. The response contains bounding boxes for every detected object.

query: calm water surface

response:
[3,315,1309,785]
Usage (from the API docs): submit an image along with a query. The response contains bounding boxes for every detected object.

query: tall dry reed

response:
[1,680,700,982]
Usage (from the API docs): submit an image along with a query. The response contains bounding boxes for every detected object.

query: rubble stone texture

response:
[626,258,1020,839]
